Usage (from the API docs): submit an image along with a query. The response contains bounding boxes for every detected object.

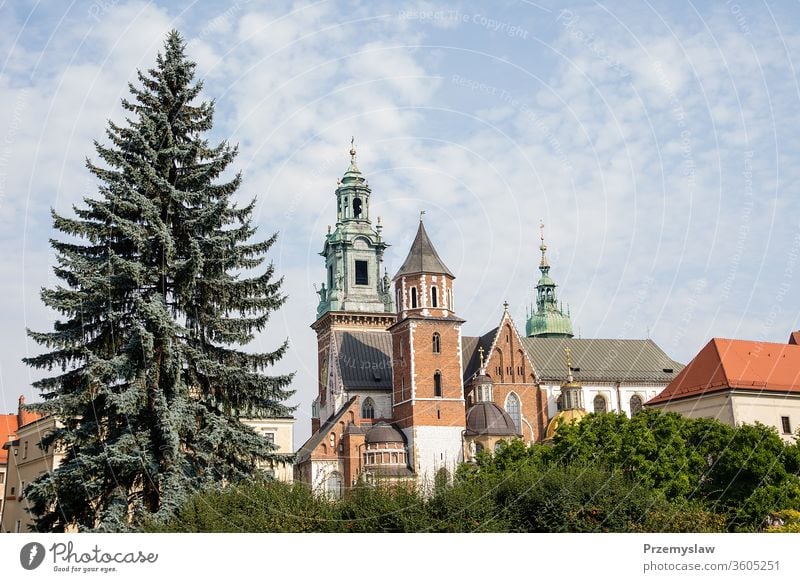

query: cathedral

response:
[294,144,683,495]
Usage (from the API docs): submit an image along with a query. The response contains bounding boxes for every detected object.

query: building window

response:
[411,287,417,308]
[362,397,375,420]
[432,332,441,353]
[355,260,369,285]
[431,286,438,307]
[630,395,643,416]
[434,371,442,397]
[0,472,4,484]
[505,392,521,433]
[329,433,336,448]
[448,288,454,310]
[781,416,792,434]
[593,394,607,414]
[353,197,362,218]
[556,394,564,411]
[23,441,28,459]
[264,432,275,446]
[15,520,21,533]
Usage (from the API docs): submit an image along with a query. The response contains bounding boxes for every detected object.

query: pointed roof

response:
[394,219,454,278]
[648,337,800,405]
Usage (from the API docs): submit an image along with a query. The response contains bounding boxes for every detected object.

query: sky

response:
[1,0,799,447]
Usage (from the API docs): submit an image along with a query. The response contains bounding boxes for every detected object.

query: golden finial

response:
[350,136,356,159]
[565,347,573,383]
[478,346,485,368]
[539,220,545,243]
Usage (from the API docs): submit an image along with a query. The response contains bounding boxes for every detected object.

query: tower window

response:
[781,416,791,434]
[432,332,441,354]
[355,260,368,285]
[328,265,333,289]
[431,286,438,307]
[411,287,418,308]
[362,397,375,420]
[353,197,362,218]
[434,371,442,397]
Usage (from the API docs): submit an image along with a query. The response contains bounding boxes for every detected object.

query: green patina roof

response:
[526,309,574,338]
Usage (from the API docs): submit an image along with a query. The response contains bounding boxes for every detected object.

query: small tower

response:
[390,215,465,484]
[545,348,587,439]
[526,222,574,338]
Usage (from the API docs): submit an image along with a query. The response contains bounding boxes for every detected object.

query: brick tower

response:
[390,216,465,484]
[310,141,396,431]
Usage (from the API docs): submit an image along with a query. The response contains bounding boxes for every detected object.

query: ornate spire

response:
[539,220,549,269]
[525,222,574,338]
[345,136,360,175]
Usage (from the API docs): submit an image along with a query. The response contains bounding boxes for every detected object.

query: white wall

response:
[403,425,463,489]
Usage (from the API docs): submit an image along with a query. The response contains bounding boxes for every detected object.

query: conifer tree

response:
[23,30,294,531]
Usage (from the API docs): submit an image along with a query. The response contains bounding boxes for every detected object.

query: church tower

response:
[390,216,466,484]
[310,142,396,430]
[526,223,574,338]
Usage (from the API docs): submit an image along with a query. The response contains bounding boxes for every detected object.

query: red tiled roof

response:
[648,335,800,405]
[0,413,20,464]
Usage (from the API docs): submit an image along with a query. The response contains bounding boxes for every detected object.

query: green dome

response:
[526,308,574,338]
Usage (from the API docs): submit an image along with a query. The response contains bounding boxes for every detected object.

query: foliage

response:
[23,30,293,531]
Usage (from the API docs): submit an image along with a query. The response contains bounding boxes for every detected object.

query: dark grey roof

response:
[370,466,415,478]
[466,402,520,436]
[336,331,393,391]
[462,328,498,380]
[394,220,454,278]
[365,422,406,444]
[521,337,683,383]
[295,396,356,464]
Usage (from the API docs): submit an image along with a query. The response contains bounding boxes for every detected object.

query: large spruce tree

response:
[23,30,294,531]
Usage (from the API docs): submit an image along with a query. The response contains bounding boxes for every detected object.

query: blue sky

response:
[1,0,799,445]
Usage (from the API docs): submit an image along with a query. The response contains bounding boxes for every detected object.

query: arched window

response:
[434,371,442,397]
[362,397,375,420]
[329,433,336,448]
[431,286,438,307]
[630,394,643,416]
[432,332,441,354]
[326,472,343,499]
[593,394,607,414]
[556,394,564,411]
[353,197,362,218]
[411,287,418,308]
[505,392,521,434]
[448,288,454,309]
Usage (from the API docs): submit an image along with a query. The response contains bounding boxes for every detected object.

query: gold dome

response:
[545,408,588,440]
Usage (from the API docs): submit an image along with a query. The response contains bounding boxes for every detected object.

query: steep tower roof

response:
[394,218,454,278]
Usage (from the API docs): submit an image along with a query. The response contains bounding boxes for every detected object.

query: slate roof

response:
[295,396,357,464]
[394,220,454,278]
[648,337,800,405]
[336,331,393,391]
[462,328,498,380]
[522,337,684,383]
